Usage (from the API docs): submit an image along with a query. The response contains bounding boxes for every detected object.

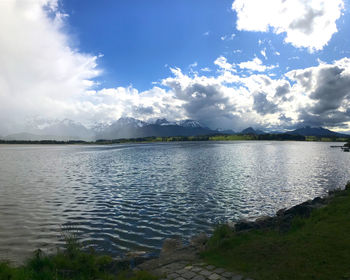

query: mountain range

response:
[1,118,349,141]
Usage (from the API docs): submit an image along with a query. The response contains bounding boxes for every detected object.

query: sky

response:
[1,0,350,134]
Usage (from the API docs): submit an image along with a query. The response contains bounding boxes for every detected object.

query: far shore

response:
[1,133,350,145]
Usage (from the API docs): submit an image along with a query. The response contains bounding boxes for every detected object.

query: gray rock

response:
[181,271,196,279]
[213,268,225,274]
[191,267,202,272]
[190,233,209,250]
[200,270,212,276]
[208,273,221,280]
[192,276,205,280]
[167,273,180,280]
[161,238,183,255]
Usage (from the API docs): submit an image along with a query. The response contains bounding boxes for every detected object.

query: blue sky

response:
[1,0,350,133]
[61,0,350,91]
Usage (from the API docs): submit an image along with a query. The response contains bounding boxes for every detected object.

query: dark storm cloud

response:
[289,7,324,35]
[298,109,350,128]
[163,78,242,129]
[275,82,291,97]
[309,66,350,114]
[290,60,350,128]
[289,69,313,90]
[253,92,279,115]
[279,114,292,122]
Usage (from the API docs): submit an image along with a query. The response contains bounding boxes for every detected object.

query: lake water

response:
[0,141,349,263]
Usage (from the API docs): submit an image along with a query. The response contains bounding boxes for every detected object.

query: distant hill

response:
[2,118,218,141]
[3,132,81,141]
[4,133,47,141]
[240,127,266,135]
[4,119,350,141]
[95,118,216,139]
[286,126,350,138]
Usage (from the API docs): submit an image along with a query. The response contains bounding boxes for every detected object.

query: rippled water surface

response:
[0,141,349,262]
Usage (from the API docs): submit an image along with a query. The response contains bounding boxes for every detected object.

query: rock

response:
[226,221,236,229]
[254,216,276,229]
[161,238,183,255]
[284,201,313,218]
[277,214,294,233]
[125,251,157,268]
[190,233,208,250]
[276,208,286,217]
[312,196,324,204]
[234,219,256,231]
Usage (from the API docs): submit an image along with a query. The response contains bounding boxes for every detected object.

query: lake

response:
[0,141,349,263]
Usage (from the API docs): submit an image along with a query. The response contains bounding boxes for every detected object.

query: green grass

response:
[209,135,257,141]
[202,187,350,280]
[0,233,157,280]
[305,136,349,142]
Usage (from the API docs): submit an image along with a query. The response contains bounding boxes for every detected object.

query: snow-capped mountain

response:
[4,117,349,141]
[112,117,147,128]
[176,119,204,128]
[240,127,266,135]
[154,118,177,126]
[19,118,94,140]
[4,117,217,140]
[91,122,111,134]
[95,118,215,140]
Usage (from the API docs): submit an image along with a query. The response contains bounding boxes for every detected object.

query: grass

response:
[209,135,257,141]
[0,231,157,280]
[202,186,350,280]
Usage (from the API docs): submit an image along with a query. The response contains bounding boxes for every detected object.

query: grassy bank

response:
[0,235,157,280]
[202,184,350,280]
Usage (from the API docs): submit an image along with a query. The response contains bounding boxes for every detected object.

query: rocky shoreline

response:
[132,184,350,280]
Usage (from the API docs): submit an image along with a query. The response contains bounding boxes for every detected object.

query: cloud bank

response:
[232,0,344,51]
[0,0,350,135]
[0,0,100,134]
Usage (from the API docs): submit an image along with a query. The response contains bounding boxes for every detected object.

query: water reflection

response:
[0,141,349,263]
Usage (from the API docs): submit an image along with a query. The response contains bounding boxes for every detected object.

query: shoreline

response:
[0,135,349,145]
[136,183,350,266]
[0,182,350,280]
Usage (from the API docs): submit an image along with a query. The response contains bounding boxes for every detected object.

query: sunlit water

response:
[0,141,349,263]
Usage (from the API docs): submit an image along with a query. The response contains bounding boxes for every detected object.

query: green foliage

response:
[209,135,257,141]
[305,136,349,142]
[0,229,157,280]
[203,187,350,280]
[3,133,349,145]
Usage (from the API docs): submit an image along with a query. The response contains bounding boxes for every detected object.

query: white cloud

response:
[238,57,276,72]
[1,1,349,134]
[214,56,236,72]
[221,33,236,41]
[260,48,267,59]
[189,62,198,69]
[90,57,350,130]
[232,0,344,51]
[201,67,211,72]
[0,0,100,134]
